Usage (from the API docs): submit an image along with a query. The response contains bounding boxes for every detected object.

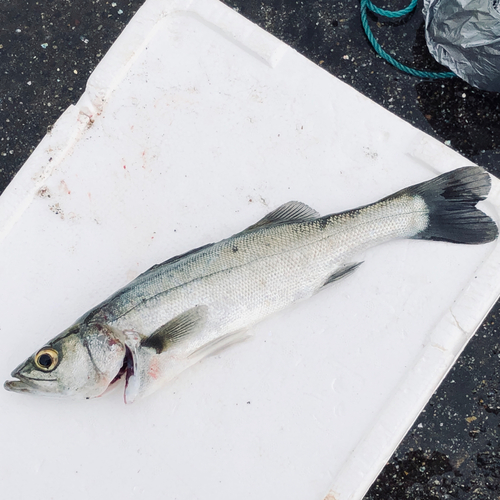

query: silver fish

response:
[4,167,498,403]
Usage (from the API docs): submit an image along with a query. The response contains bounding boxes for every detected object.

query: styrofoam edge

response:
[3,1,500,498]
[323,173,500,500]
[408,132,469,173]
[0,106,89,241]
[0,0,289,242]
[82,0,289,116]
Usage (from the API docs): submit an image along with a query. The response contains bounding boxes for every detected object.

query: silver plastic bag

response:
[423,0,500,92]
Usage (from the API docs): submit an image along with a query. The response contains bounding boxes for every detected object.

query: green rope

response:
[360,0,456,79]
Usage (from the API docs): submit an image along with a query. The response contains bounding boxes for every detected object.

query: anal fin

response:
[322,262,363,288]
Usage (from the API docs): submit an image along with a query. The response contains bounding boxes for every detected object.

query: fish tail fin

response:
[401,166,498,244]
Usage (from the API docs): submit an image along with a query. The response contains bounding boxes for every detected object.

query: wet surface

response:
[1,0,500,498]
[0,0,143,190]
[369,302,500,499]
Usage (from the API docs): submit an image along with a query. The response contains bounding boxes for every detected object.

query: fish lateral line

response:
[4,166,498,403]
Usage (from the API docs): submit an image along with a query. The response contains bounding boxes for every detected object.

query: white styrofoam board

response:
[1,1,499,499]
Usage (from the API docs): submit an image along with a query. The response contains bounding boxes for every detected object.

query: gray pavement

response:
[1,0,500,498]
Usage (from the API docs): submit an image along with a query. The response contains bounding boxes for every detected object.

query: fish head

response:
[4,323,127,399]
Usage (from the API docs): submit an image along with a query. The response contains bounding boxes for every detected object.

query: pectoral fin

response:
[141,305,208,354]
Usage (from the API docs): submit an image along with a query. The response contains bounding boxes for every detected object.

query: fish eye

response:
[34,348,59,372]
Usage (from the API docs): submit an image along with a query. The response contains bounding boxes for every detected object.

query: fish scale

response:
[5,167,498,402]
[107,195,428,342]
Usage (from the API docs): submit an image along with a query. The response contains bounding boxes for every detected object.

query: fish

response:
[4,166,498,403]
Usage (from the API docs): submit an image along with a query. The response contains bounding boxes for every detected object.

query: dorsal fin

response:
[242,201,320,233]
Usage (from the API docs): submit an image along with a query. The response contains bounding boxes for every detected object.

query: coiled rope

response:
[360,0,456,79]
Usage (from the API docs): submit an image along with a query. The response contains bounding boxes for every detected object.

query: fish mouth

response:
[4,379,34,394]
[4,371,57,394]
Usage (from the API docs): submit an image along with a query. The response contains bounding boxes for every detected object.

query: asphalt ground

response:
[1,1,500,498]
